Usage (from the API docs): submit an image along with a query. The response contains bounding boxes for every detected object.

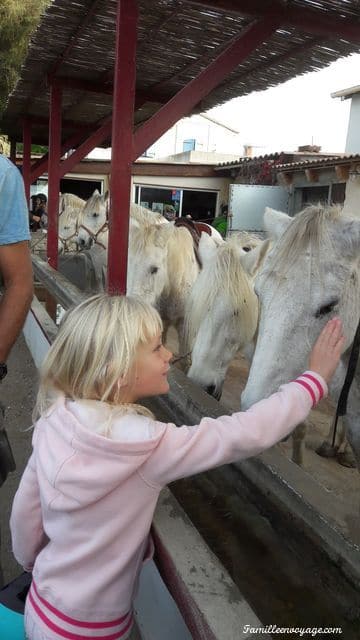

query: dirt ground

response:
[166,328,360,547]
[0,335,35,586]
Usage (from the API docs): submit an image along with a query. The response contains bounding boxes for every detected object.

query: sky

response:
[207,52,360,156]
[89,51,360,160]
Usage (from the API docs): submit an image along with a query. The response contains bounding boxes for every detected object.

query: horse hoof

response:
[336,451,357,469]
[316,442,337,458]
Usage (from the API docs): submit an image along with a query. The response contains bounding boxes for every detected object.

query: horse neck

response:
[165,227,199,296]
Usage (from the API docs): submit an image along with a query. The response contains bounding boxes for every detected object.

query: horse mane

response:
[165,226,198,296]
[185,237,257,349]
[60,193,85,213]
[129,221,167,252]
[267,205,341,275]
[130,203,166,226]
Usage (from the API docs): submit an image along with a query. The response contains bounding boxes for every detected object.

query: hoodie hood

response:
[34,397,165,511]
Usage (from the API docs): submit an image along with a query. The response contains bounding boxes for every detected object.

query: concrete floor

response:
[0,335,36,586]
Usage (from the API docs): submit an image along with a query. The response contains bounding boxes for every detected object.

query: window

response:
[183,139,196,152]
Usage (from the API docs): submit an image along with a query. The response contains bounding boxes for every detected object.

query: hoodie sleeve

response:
[10,451,47,571]
[140,371,327,488]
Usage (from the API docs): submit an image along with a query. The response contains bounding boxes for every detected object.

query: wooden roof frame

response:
[3,0,360,293]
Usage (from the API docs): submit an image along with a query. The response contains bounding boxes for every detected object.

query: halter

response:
[58,230,79,253]
[78,221,108,250]
[331,316,360,447]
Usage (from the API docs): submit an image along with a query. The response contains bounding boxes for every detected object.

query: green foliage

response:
[0,0,50,116]
[17,142,48,154]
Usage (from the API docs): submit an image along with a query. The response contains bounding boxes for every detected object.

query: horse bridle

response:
[59,230,79,253]
[78,221,108,250]
[331,316,360,447]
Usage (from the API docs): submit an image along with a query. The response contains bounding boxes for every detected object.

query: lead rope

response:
[331,317,360,447]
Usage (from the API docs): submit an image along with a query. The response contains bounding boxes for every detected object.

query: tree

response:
[0,0,50,116]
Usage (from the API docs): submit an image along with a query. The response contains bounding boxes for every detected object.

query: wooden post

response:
[47,81,62,269]
[10,138,17,165]
[107,0,138,294]
[22,119,32,208]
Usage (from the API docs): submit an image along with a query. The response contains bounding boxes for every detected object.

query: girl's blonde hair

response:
[35,294,162,417]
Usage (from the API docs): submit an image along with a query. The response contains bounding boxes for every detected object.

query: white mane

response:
[130,203,166,226]
[266,205,340,277]
[164,226,198,297]
[185,237,257,349]
[59,193,85,216]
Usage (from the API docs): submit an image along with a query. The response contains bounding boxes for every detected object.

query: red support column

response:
[47,82,62,269]
[107,0,138,295]
[22,119,32,209]
[10,138,17,165]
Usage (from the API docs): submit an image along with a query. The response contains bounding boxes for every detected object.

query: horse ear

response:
[264,207,291,239]
[334,217,360,257]
[240,239,270,276]
[93,189,100,196]
[198,232,219,266]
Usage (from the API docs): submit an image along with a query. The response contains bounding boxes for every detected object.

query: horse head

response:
[77,190,109,249]
[185,233,268,398]
[241,206,360,412]
[127,223,169,307]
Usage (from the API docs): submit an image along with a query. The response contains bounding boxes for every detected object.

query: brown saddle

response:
[174,218,212,268]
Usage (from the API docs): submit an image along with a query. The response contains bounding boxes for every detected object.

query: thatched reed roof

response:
[2,0,360,147]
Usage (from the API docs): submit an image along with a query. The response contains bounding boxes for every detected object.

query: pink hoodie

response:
[10,371,326,640]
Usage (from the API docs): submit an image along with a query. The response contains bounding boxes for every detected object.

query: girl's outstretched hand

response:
[309,318,345,383]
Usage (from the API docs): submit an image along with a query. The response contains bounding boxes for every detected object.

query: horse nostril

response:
[205,385,222,400]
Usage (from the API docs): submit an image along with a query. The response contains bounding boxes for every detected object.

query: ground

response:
[0,335,35,586]
[220,350,360,545]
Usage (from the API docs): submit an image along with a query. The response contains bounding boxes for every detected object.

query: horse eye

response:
[150,266,158,275]
[242,246,251,253]
[315,299,338,318]
[63,226,70,231]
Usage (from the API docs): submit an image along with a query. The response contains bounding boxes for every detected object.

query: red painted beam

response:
[10,138,17,165]
[59,117,112,178]
[47,83,62,270]
[133,17,279,160]
[184,0,360,43]
[107,0,138,295]
[22,119,32,207]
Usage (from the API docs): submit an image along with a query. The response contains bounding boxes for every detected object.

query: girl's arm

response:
[141,372,326,487]
[10,453,47,571]
[141,318,343,488]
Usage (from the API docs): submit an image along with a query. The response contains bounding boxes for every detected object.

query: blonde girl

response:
[10,294,344,640]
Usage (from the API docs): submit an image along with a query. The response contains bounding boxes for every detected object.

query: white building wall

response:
[343,175,360,217]
[345,94,360,154]
[146,115,241,158]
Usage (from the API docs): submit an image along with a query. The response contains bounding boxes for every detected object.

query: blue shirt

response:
[0,155,30,245]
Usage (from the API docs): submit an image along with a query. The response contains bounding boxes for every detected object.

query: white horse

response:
[127,221,201,353]
[241,205,360,469]
[184,233,268,397]
[76,190,109,249]
[58,194,86,252]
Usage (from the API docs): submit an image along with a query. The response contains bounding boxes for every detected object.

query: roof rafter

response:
[184,0,360,42]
